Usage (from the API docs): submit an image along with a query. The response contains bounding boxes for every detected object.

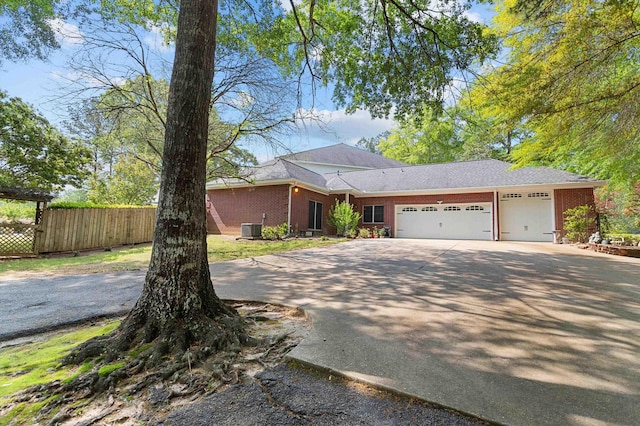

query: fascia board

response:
[206,178,331,196]
[346,181,605,197]
[206,179,292,190]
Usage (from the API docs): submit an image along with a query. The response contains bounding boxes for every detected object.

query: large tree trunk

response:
[65,0,248,368]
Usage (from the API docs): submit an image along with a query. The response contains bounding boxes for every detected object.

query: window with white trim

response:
[528,192,549,198]
[422,206,438,212]
[364,205,384,223]
[465,205,484,211]
[401,207,417,212]
[444,206,461,211]
[502,193,522,199]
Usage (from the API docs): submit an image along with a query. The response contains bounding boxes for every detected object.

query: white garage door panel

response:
[395,204,492,240]
[500,192,553,242]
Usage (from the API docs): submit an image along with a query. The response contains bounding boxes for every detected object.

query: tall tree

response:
[65,0,498,386]
[481,0,640,190]
[378,108,463,164]
[66,0,249,368]
[0,91,91,190]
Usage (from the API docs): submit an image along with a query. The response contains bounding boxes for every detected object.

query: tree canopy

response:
[0,91,91,191]
[0,0,64,63]
[480,0,640,188]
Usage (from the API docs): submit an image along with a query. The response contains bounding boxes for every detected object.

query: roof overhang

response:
[206,178,331,196]
[343,181,605,198]
[207,178,605,197]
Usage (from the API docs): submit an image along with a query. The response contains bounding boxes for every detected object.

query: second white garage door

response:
[395,203,493,240]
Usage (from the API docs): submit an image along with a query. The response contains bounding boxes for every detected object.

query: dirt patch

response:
[0,302,310,425]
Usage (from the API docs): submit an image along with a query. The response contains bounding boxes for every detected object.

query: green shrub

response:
[358,228,371,238]
[261,223,288,240]
[563,205,595,243]
[328,201,361,236]
[0,201,36,222]
[48,201,154,209]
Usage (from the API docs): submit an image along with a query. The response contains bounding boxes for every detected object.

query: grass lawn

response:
[0,235,345,276]
[0,320,120,425]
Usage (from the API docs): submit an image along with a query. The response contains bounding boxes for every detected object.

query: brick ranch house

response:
[206,144,604,242]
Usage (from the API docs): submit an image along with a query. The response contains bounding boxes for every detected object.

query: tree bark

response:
[65,0,248,367]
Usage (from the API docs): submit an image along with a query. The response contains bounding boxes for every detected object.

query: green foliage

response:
[267,0,499,120]
[563,205,595,243]
[48,201,154,209]
[261,223,288,240]
[0,200,35,222]
[328,200,361,236]
[87,155,158,206]
[0,91,92,191]
[358,228,371,238]
[378,108,463,164]
[0,0,60,63]
[483,0,640,198]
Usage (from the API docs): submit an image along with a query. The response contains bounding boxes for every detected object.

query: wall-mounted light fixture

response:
[437,200,443,204]
[293,186,299,193]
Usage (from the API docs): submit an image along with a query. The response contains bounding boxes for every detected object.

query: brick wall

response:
[290,188,342,235]
[554,188,597,235]
[350,192,493,237]
[206,185,289,235]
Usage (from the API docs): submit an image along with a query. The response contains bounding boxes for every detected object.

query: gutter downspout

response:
[287,184,293,234]
[493,190,499,241]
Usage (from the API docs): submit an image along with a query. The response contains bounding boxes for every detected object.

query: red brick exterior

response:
[350,192,494,237]
[290,188,342,235]
[206,184,597,239]
[554,188,597,235]
[206,185,289,235]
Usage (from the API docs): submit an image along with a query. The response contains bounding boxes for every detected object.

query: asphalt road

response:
[0,270,144,341]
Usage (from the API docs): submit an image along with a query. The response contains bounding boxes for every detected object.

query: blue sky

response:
[0,2,495,162]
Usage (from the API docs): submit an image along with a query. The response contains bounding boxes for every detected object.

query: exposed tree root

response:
[1,303,308,425]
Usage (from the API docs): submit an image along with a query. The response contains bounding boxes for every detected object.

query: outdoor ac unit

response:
[241,223,262,238]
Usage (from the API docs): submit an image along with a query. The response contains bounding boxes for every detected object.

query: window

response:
[444,206,461,211]
[422,206,438,212]
[364,205,384,223]
[465,205,484,211]
[308,200,322,230]
[528,192,549,198]
[401,207,417,212]
[502,193,522,199]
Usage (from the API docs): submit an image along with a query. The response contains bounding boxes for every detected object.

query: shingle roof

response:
[279,143,406,169]
[210,158,327,189]
[207,148,602,192]
[325,159,601,193]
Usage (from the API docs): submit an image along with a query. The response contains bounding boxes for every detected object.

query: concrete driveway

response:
[0,239,638,425]
[210,239,640,426]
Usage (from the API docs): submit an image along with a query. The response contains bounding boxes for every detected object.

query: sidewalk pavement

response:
[2,239,639,425]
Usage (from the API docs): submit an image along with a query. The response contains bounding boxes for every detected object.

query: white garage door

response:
[499,192,554,242]
[395,203,493,240]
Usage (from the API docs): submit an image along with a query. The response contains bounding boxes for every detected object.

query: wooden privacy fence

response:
[35,208,156,253]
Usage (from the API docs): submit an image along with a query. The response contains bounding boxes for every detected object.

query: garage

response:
[395,203,493,240]
[499,191,554,242]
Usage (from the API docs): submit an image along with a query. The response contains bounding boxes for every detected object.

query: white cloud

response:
[463,10,484,23]
[144,22,174,53]
[49,18,84,46]
[294,108,395,144]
